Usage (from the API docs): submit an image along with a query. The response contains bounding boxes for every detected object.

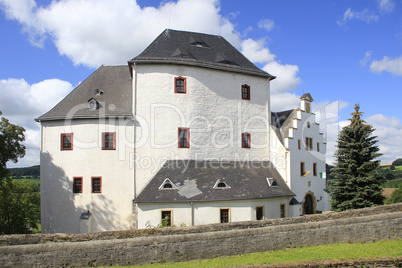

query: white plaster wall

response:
[40,118,135,233]
[137,197,290,229]
[286,110,328,211]
[133,64,271,195]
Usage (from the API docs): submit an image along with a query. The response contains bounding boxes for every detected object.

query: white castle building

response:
[36,29,329,233]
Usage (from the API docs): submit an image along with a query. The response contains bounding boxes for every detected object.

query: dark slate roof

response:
[135,160,294,203]
[130,29,275,79]
[36,65,132,122]
[271,109,296,145]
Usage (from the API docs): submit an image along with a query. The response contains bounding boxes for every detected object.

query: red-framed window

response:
[241,84,250,100]
[73,177,82,193]
[61,133,73,151]
[242,132,250,148]
[102,132,116,150]
[178,128,190,148]
[175,77,186,94]
[91,177,102,193]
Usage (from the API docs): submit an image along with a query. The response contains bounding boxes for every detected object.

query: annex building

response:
[36,29,329,233]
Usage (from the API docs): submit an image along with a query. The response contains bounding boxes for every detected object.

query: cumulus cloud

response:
[0,0,304,166]
[0,78,73,167]
[0,0,241,67]
[258,19,274,32]
[367,114,402,164]
[263,61,301,93]
[241,38,276,64]
[370,56,402,75]
[337,8,379,27]
[377,0,395,13]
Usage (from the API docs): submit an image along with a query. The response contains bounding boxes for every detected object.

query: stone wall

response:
[1,204,401,267]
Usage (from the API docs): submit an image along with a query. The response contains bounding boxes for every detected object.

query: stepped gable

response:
[130,29,275,79]
[135,160,294,203]
[36,65,132,122]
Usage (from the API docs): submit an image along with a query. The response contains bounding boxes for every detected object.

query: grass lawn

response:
[384,178,402,188]
[127,239,402,268]
[12,176,40,184]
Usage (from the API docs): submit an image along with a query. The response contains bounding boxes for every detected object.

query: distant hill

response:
[8,165,40,178]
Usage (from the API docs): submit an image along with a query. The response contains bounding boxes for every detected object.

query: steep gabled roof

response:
[36,65,132,122]
[135,160,294,203]
[271,109,297,145]
[130,29,275,79]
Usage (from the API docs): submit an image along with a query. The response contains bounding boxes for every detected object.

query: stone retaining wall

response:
[0,204,401,267]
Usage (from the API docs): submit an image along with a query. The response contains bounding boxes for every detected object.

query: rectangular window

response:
[220,208,230,223]
[175,77,186,93]
[305,137,313,151]
[298,139,301,150]
[317,142,320,152]
[91,177,102,193]
[280,204,286,218]
[256,206,264,220]
[242,132,250,148]
[178,128,190,148]
[73,177,82,193]
[61,133,73,150]
[161,210,172,227]
[313,163,317,176]
[241,84,250,100]
[102,132,116,150]
[300,162,305,176]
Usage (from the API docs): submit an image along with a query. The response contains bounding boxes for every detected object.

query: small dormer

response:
[88,98,99,110]
[300,93,313,113]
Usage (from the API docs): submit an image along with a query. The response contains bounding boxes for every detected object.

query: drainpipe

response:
[191,202,194,226]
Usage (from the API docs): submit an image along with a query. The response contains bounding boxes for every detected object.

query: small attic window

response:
[267,178,278,187]
[189,37,210,48]
[88,98,99,110]
[95,89,103,95]
[159,178,177,190]
[213,179,231,189]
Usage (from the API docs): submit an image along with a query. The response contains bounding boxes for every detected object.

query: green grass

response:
[12,176,40,184]
[126,239,402,268]
[384,179,402,188]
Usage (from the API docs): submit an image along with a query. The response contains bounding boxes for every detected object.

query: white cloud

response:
[258,19,274,32]
[0,78,73,167]
[337,8,378,27]
[0,0,241,68]
[0,0,304,166]
[241,38,276,64]
[270,92,300,112]
[377,0,395,13]
[367,114,402,164]
[263,61,301,93]
[359,51,372,67]
[370,56,402,75]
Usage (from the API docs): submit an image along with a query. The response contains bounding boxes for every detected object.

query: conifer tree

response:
[330,104,384,211]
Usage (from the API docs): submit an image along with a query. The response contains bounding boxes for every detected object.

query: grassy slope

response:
[130,239,402,268]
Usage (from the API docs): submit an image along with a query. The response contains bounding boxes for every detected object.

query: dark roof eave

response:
[35,113,133,122]
[129,58,276,80]
[134,193,295,204]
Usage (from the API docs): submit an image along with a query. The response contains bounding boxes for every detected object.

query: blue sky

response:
[0,0,401,167]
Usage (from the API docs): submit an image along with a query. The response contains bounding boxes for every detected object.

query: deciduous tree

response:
[330,104,384,211]
[0,111,40,234]
[0,111,25,178]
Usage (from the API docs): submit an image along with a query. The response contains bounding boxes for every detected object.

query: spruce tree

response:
[330,104,384,211]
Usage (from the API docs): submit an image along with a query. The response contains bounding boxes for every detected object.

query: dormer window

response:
[159,178,177,190]
[267,178,278,187]
[88,98,99,110]
[213,179,231,189]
